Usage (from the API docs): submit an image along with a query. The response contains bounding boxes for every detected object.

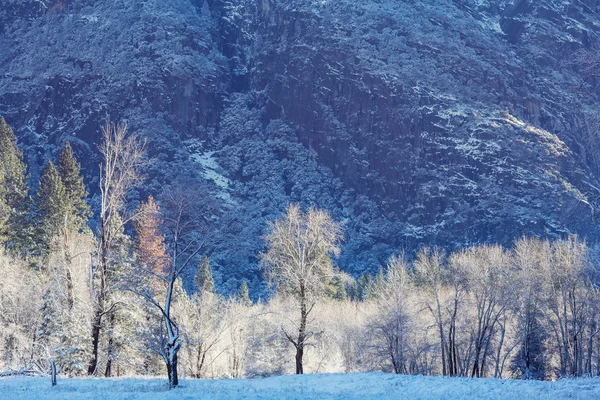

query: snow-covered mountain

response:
[2,0,600,291]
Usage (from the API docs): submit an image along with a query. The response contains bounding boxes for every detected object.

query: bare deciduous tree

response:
[260,204,343,374]
[89,122,145,376]
[370,255,413,374]
[413,247,449,376]
[128,186,216,388]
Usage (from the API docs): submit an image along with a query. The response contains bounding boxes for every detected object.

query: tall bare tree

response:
[370,255,414,374]
[88,122,145,375]
[544,237,591,377]
[128,186,215,388]
[413,247,449,376]
[453,245,514,378]
[260,203,343,374]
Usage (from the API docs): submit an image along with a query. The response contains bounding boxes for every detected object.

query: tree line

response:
[2,117,600,387]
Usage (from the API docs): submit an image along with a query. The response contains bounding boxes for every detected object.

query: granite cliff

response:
[2,0,600,291]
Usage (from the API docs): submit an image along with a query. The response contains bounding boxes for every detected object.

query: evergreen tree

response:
[34,255,92,376]
[0,168,8,240]
[0,117,31,250]
[326,275,347,301]
[346,279,358,300]
[194,255,214,294]
[35,161,69,255]
[371,266,385,298]
[57,141,91,232]
[238,280,251,306]
[356,273,373,300]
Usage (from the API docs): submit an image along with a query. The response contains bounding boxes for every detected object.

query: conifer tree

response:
[326,275,347,301]
[0,117,31,250]
[371,266,386,297]
[57,141,91,233]
[0,169,8,240]
[356,273,373,300]
[195,255,214,294]
[35,161,69,254]
[238,280,251,306]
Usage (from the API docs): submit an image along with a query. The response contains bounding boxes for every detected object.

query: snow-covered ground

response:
[1,373,599,400]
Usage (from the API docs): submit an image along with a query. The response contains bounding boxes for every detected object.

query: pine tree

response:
[57,141,91,233]
[327,275,347,301]
[34,255,92,376]
[238,280,251,306]
[357,273,373,300]
[195,255,214,294]
[0,117,31,250]
[372,266,385,297]
[0,168,8,240]
[35,161,69,255]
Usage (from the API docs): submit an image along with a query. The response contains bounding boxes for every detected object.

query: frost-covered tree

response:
[0,117,31,252]
[369,255,414,374]
[129,186,213,387]
[57,141,92,233]
[89,122,145,376]
[238,280,251,306]
[453,245,515,378]
[260,203,343,374]
[33,237,94,376]
[195,255,214,294]
[35,161,69,256]
[510,237,549,380]
[413,247,449,376]
[543,237,591,377]
[0,250,43,371]
[178,290,227,378]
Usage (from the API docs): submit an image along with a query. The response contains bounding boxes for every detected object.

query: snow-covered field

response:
[1,373,599,400]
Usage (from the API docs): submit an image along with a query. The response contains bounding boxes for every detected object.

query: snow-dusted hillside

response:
[1,373,599,400]
[3,0,600,291]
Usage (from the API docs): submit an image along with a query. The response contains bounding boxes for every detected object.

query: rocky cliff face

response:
[2,0,600,291]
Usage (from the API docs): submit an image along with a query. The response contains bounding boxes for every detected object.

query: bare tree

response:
[127,186,216,388]
[413,247,449,376]
[370,255,413,374]
[260,204,343,374]
[445,252,469,377]
[178,291,226,378]
[88,122,145,375]
[510,237,549,380]
[456,245,514,378]
[543,237,591,377]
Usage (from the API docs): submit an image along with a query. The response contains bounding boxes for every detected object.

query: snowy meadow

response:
[2,373,600,400]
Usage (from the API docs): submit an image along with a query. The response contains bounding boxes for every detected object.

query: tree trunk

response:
[448,298,459,376]
[88,218,107,375]
[88,307,102,375]
[494,317,507,378]
[433,290,447,376]
[296,284,308,375]
[168,350,179,388]
[104,314,115,377]
[104,355,112,377]
[295,345,304,375]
